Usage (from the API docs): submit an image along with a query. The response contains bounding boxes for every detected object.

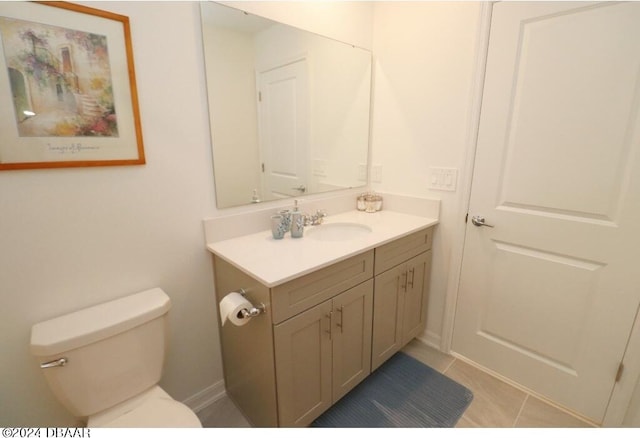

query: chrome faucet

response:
[304,209,327,226]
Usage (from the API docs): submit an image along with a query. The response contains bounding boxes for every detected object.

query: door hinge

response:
[258,91,262,102]
[261,163,265,172]
[465,213,469,223]
[616,362,624,383]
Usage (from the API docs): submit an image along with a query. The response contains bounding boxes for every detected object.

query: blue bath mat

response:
[312,352,473,428]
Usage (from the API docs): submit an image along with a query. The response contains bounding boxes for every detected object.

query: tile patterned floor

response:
[198,339,593,428]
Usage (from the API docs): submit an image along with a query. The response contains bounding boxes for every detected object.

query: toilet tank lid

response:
[30,288,171,357]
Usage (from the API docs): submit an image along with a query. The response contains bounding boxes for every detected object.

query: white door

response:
[257,59,309,201]
[452,1,640,423]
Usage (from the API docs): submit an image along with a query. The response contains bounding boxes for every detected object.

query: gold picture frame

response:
[0,1,144,170]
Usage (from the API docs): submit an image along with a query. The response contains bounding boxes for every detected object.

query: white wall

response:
[371,1,483,346]
[0,1,219,426]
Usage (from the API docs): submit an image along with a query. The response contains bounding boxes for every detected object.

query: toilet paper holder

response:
[235,288,265,319]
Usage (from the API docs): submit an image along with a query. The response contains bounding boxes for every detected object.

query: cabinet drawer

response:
[374,227,433,274]
[271,250,374,324]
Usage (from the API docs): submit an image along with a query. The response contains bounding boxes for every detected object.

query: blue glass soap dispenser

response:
[290,200,304,238]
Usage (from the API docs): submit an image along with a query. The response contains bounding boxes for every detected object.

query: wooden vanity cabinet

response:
[274,279,373,426]
[212,256,279,427]
[212,226,433,427]
[371,228,433,370]
[213,250,374,427]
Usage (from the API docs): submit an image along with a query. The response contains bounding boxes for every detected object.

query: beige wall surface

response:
[371,1,483,346]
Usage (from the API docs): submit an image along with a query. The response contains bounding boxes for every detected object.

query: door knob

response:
[471,215,494,228]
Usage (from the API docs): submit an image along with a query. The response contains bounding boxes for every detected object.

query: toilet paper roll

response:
[219,292,253,326]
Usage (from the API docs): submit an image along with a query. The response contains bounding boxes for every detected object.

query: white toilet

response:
[30,288,202,427]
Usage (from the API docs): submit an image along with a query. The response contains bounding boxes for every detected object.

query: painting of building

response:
[0,16,118,137]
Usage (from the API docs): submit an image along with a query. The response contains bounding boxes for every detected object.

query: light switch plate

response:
[313,159,328,177]
[428,167,458,192]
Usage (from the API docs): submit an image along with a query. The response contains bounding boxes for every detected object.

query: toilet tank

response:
[30,288,172,417]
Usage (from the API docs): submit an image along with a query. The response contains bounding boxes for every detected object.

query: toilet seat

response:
[94,398,201,428]
[87,386,201,428]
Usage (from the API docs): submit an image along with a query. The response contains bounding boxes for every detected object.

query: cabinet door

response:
[332,279,373,402]
[274,300,332,427]
[402,251,432,342]
[371,265,405,371]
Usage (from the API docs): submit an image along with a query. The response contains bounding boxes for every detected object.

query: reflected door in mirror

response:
[259,59,309,201]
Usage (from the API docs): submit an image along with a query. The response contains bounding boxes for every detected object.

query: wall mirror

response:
[200,1,372,208]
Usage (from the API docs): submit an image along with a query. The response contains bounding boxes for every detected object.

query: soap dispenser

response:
[290,200,304,238]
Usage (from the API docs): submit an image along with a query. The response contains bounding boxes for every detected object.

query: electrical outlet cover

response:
[372,164,383,183]
[358,163,367,181]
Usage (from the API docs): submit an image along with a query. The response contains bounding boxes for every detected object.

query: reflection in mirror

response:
[200,1,372,208]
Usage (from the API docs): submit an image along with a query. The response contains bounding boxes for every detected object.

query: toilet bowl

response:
[30,288,202,427]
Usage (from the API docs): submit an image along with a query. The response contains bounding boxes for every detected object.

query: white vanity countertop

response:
[207,210,438,287]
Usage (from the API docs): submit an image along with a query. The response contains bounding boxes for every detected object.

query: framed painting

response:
[0,1,144,170]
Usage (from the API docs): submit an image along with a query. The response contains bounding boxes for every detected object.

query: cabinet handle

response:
[335,306,344,332]
[408,268,415,288]
[325,311,332,340]
[401,271,408,292]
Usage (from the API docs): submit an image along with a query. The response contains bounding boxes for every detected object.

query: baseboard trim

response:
[417,330,441,351]
[182,380,226,413]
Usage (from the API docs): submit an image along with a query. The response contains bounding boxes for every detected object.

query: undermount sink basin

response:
[306,222,372,241]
